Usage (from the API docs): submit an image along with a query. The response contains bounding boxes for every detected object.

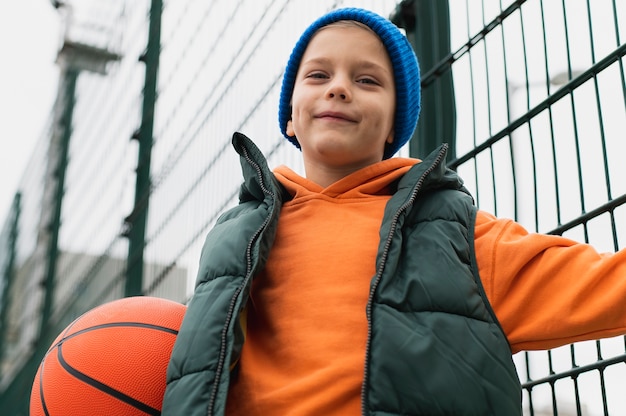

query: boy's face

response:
[286,25,396,174]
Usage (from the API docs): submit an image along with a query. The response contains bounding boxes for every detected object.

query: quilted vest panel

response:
[364,148,521,415]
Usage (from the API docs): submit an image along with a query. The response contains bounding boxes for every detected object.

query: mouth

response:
[315,111,356,122]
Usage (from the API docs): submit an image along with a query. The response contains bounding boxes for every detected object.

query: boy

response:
[162,7,626,415]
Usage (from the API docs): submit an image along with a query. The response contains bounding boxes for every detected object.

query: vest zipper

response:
[207,145,275,416]
[360,144,448,415]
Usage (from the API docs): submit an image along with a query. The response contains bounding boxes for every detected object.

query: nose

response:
[326,76,351,101]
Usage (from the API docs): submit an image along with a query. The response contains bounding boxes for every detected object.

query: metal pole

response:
[0,193,21,367]
[124,0,162,297]
[392,0,456,160]
[39,68,78,334]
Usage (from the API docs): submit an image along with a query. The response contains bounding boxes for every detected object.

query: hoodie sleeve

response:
[474,210,626,354]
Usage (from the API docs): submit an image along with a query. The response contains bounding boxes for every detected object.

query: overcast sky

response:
[0,1,60,222]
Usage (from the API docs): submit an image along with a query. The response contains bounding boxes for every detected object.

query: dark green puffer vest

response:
[365,142,521,415]
[163,132,521,416]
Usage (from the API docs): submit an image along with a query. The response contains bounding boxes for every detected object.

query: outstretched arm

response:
[475,210,626,353]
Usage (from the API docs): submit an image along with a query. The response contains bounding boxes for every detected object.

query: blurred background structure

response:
[0,0,624,414]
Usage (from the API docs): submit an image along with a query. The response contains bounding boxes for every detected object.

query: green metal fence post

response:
[39,69,78,336]
[124,0,162,297]
[391,0,456,160]
[0,193,21,367]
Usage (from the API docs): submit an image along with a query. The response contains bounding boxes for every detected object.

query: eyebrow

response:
[300,57,391,74]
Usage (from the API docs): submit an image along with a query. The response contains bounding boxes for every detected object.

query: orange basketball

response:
[30,296,186,416]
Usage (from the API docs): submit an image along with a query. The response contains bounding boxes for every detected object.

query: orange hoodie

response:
[227,158,626,415]
[475,211,626,352]
[227,158,415,415]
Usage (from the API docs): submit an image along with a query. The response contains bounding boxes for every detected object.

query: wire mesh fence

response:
[441,1,626,414]
[0,0,624,414]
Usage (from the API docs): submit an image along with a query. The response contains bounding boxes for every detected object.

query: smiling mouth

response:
[316,112,356,122]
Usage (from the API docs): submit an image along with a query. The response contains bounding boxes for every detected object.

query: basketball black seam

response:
[50,322,178,350]
[38,362,51,416]
[57,342,163,416]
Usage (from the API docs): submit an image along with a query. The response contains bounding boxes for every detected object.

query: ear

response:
[386,129,394,144]
[286,120,296,137]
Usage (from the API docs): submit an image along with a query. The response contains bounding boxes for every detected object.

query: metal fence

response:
[437,1,626,414]
[0,0,624,414]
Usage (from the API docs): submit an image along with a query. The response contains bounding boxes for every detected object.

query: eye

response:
[306,71,329,80]
[357,77,380,86]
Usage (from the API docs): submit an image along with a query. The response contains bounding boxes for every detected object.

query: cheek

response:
[384,104,396,134]
[290,91,304,116]
[288,95,310,130]
[373,106,394,131]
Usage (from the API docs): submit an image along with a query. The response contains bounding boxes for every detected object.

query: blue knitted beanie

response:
[278,7,420,159]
